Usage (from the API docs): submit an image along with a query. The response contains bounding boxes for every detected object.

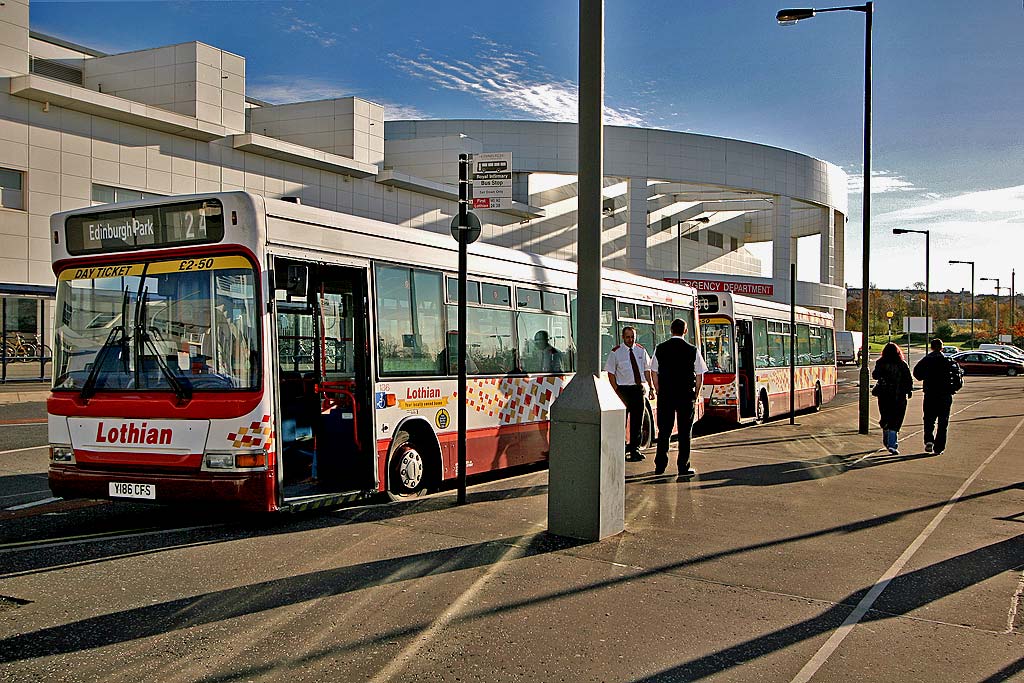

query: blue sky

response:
[31,0,1024,294]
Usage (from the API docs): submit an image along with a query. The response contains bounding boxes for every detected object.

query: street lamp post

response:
[950,260,975,348]
[778,2,873,434]
[893,227,929,365]
[980,277,1002,337]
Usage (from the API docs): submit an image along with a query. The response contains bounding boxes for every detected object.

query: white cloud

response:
[847,169,917,195]
[876,184,1024,227]
[285,16,337,48]
[248,76,352,104]
[382,103,429,121]
[389,38,647,126]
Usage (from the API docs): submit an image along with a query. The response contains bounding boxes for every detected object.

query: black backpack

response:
[947,357,964,394]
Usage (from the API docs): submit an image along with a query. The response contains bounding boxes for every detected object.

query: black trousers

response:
[655,398,695,471]
[876,393,908,431]
[617,384,644,452]
[923,393,953,453]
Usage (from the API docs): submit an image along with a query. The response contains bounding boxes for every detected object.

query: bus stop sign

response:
[450,211,481,244]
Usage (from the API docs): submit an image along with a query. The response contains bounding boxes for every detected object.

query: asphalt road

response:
[1,369,1020,682]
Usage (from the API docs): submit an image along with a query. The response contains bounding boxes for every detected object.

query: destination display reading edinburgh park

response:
[64,199,225,255]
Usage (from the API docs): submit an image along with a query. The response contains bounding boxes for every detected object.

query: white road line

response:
[4,496,60,511]
[1005,571,1024,635]
[0,444,48,456]
[789,411,1024,683]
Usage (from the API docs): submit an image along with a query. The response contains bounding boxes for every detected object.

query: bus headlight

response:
[205,452,235,469]
[50,445,75,463]
[204,450,267,470]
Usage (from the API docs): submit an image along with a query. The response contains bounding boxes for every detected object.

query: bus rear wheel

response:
[387,431,428,500]
[755,391,769,424]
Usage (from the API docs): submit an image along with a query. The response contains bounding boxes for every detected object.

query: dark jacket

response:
[913,351,953,395]
[653,337,698,402]
[872,357,912,398]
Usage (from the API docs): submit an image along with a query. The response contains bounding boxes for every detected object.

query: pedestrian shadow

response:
[632,534,1024,682]
[688,448,919,490]
[979,655,1024,683]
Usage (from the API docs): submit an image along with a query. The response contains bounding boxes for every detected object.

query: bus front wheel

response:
[756,392,769,424]
[387,431,428,500]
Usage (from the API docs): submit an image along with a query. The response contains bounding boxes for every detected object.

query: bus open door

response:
[273,259,373,504]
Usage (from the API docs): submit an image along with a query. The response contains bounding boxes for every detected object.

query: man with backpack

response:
[913,338,963,455]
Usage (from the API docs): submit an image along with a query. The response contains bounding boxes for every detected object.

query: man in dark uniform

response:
[913,337,959,455]
[605,325,653,461]
[650,318,708,477]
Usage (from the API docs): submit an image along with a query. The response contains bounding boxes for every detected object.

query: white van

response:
[979,343,1024,361]
[835,331,863,365]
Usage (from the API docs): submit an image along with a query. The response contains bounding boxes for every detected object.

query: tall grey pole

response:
[576,0,603,375]
[548,0,624,541]
[1012,269,1016,331]
[858,1,873,434]
[970,263,975,348]
[457,154,468,505]
[790,262,796,425]
[924,230,929,343]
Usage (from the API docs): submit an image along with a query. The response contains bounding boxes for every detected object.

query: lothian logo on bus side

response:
[94,421,173,445]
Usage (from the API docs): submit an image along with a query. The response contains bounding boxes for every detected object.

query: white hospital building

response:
[0,1,848,369]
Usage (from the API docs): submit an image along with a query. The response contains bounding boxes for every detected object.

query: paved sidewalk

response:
[0,376,1021,682]
[0,380,49,404]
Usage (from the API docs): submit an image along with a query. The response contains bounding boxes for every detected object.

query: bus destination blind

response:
[65,200,225,255]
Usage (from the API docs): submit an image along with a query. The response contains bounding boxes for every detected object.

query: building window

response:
[730,236,739,251]
[91,184,164,205]
[707,231,723,249]
[685,229,700,242]
[0,168,24,210]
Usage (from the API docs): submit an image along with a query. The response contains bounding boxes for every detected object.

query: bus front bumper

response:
[48,466,277,512]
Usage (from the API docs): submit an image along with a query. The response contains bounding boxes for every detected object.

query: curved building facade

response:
[386,120,848,320]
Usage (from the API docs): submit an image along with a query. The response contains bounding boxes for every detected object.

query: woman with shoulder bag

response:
[872,342,914,454]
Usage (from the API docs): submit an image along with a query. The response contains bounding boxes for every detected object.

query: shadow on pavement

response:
[0,484,1019,667]
[634,534,1024,682]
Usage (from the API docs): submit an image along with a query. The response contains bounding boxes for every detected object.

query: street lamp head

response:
[892,228,908,234]
[777,8,816,23]
[693,216,711,224]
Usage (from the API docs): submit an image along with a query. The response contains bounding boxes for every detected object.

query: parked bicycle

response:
[2,332,51,361]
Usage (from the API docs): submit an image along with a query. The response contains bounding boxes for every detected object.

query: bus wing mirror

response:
[285,265,308,297]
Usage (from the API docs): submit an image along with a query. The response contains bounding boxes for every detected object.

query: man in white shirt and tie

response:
[605,326,654,461]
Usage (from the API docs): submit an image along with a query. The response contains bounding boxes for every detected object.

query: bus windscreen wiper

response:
[136,287,192,402]
[80,289,131,400]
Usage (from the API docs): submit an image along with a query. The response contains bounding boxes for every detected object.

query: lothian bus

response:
[47,192,701,512]
[696,291,836,424]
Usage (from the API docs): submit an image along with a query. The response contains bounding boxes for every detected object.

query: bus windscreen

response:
[53,256,259,393]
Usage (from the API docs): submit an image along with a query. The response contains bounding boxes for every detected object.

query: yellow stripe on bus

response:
[147,256,251,275]
[59,256,251,281]
[59,264,145,281]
